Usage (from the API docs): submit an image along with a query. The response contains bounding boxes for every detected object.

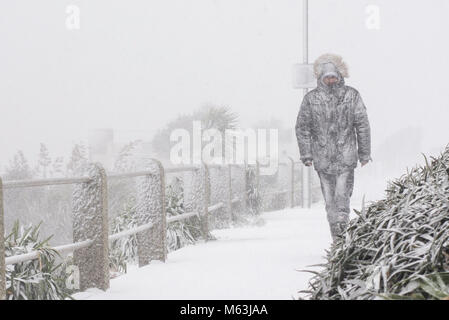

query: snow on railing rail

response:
[4,200,228,265]
[231,197,240,204]
[108,221,155,242]
[166,211,199,224]
[52,239,94,255]
[3,177,92,189]
[108,165,201,181]
[109,201,225,241]
[108,171,156,180]
[166,201,226,224]
[165,165,199,173]
[208,202,224,213]
[4,239,94,265]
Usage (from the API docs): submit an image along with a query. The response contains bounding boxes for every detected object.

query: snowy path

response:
[74,204,339,300]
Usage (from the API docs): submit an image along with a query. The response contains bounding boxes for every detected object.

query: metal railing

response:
[0,159,309,298]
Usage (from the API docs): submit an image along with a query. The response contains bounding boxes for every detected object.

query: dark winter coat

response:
[295,60,372,174]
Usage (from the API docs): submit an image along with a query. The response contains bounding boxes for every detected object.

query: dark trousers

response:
[317,169,354,240]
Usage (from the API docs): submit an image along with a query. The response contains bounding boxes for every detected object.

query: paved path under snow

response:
[75,204,338,300]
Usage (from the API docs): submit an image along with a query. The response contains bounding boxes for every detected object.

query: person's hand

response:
[361,160,369,167]
[304,160,313,167]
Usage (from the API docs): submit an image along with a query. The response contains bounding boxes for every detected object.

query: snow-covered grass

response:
[74,202,362,300]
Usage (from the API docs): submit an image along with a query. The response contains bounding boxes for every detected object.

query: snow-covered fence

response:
[0,178,5,300]
[72,163,109,291]
[259,161,293,212]
[0,159,309,299]
[230,163,248,217]
[183,163,210,240]
[208,164,233,228]
[135,159,166,267]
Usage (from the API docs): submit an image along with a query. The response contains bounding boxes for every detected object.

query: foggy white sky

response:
[1,0,448,171]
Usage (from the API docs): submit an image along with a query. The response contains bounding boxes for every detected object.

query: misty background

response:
[1,0,448,202]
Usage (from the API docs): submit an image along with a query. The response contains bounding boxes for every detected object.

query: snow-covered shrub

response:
[166,178,203,251]
[4,221,74,300]
[246,165,261,215]
[207,167,232,229]
[108,177,204,275]
[109,196,139,275]
[302,145,449,300]
[3,148,78,246]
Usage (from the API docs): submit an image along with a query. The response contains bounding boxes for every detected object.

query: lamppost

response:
[303,0,312,209]
[292,0,313,209]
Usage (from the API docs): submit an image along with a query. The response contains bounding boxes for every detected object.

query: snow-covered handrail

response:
[109,221,155,242]
[107,201,226,242]
[166,211,199,223]
[110,201,225,241]
[53,239,94,254]
[108,165,204,180]
[165,165,199,173]
[108,171,156,180]
[3,176,92,189]
[5,251,44,266]
[0,157,307,299]
[208,202,224,213]
[4,198,225,265]
[5,239,94,265]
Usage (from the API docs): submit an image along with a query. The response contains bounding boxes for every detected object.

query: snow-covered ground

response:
[74,202,361,300]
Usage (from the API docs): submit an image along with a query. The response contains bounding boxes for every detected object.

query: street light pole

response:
[302,0,312,209]
[303,0,308,65]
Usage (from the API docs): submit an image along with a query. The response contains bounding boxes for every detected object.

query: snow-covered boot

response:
[330,222,347,242]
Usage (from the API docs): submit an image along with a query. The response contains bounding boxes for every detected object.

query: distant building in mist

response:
[88,129,115,171]
[87,129,156,172]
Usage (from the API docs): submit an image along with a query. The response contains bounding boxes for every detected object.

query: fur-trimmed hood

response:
[313,53,349,79]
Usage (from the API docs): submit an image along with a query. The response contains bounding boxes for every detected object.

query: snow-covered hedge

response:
[303,145,449,300]
[109,178,205,275]
[4,221,74,300]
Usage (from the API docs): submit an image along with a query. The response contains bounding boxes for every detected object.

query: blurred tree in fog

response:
[113,140,142,173]
[66,143,88,177]
[4,150,33,181]
[151,104,239,161]
[51,157,64,178]
[36,143,51,178]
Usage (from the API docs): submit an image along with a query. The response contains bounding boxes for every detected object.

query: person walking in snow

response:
[295,53,372,241]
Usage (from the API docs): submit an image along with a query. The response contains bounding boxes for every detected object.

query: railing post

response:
[304,166,312,208]
[255,160,261,215]
[308,166,313,208]
[242,162,248,214]
[136,159,166,266]
[227,164,234,222]
[72,163,109,291]
[301,164,305,208]
[288,157,295,208]
[0,178,5,300]
[199,162,210,240]
[184,164,211,240]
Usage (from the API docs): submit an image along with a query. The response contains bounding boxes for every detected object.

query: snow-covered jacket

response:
[295,54,372,174]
